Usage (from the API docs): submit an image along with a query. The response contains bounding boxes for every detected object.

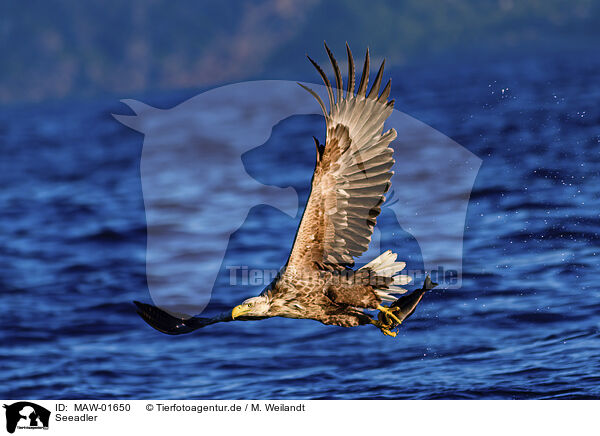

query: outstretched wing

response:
[134,301,232,335]
[288,43,397,271]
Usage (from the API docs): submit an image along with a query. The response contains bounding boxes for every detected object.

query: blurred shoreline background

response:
[1,0,598,105]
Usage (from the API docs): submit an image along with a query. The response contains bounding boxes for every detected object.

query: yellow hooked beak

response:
[231,305,250,320]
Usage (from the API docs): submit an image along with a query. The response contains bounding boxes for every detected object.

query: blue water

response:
[2,53,599,399]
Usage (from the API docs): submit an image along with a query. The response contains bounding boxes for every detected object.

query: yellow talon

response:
[370,319,397,337]
[381,328,397,337]
[377,304,403,326]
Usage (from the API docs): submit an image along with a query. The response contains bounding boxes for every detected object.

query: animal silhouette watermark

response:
[114,80,480,317]
[3,402,50,434]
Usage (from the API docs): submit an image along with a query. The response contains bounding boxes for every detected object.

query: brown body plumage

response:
[263,267,391,327]
[134,43,434,337]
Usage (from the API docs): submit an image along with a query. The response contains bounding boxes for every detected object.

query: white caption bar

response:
[0,400,597,436]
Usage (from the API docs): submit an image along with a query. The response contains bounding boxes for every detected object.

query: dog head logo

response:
[3,402,50,434]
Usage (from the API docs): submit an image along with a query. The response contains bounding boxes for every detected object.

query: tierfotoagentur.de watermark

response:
[227,265,459,287]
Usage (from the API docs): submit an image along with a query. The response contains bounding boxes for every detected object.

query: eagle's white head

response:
[231,295,271,319]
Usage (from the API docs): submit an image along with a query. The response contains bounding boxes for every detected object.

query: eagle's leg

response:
[377,304,403,326]
[369,319,397,337]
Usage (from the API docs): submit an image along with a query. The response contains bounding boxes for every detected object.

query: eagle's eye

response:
[247,303,254,308]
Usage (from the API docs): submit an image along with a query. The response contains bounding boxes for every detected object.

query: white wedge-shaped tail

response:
[360,250,412,300]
